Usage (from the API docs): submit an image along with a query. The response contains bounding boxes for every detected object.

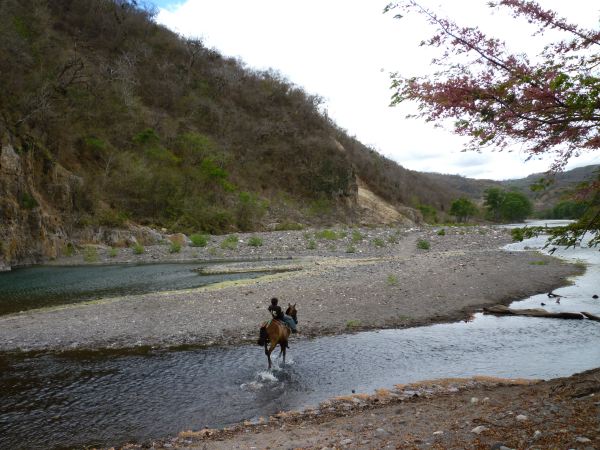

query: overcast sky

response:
[154,0,600,180]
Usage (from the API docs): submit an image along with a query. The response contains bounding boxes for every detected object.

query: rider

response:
[268,297,297,333]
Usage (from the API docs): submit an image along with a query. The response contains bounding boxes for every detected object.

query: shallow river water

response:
[0,262,270,316]
[0,228,599,449]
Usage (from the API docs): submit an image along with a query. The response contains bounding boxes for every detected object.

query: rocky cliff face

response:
[0,143,74,270]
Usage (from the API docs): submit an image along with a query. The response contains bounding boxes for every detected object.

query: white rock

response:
[433,431,444,435]
[471,425,488,434]
[576,436,592,443]
[516,414,528,421]
[340,438,353,445]
[470,397,479,404]
[533,430,542,439]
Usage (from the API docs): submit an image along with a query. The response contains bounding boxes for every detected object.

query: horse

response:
[257,303,297,369]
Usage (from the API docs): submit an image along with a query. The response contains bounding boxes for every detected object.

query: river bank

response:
[0,226,582,353]
[142,368,599,450]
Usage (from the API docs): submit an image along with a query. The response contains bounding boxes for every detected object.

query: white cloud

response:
[156,0,600,180]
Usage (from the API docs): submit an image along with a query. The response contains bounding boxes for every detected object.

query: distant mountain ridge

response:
[422,165,600,210]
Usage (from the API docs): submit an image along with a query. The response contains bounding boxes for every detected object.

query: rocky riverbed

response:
[0,225,581,353]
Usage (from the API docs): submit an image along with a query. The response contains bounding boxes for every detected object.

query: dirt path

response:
[0,226,582,352]
[146,369,599,450]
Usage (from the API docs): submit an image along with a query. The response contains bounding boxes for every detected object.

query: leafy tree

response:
[544,200,588,220]
[499,191,533,222]
[386,0,600,246]
[483,187,505,221]
[450,197,478,222]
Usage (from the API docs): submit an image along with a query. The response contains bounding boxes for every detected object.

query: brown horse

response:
[257,303,298,369]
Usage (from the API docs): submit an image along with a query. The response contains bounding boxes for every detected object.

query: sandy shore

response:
[0,226,582,352]
[139,368,599,450]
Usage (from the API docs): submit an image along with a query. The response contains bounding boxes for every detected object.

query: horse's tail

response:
[257,325,268,346]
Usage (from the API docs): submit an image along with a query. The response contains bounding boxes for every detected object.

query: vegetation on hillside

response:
[0,0,471,239]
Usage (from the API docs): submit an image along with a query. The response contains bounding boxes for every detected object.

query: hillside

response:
[0,0,462,269]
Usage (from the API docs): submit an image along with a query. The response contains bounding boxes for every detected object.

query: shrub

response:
[190,234,208,247]
[97,209,128,227]
[169,242,182,253]
[417,203,439,223]
[529,260,548,265]
[388,235,399,244]
[83,246,99,262]
[248,236,263,247]
[346,319,361,329]
[308,198,332,216]
[511,228,525,242]
[63,243,75,257]
[21,193,38,209]
[235,191,267,231]
[417,239,430,250]
[307,239,317,250]
[386,274,399,286]
[315,229,339,240]
[133,243,145,254]
[351,230,364,243]
[220,235,238,250]
[346,245,356,253]
[372,238,385,247]
[437,228,446,236]
[108,247,118,257]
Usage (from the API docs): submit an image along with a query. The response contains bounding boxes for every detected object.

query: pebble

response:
[576,436,592,443]
[432,431,444,435]
[490,444,515,450]
[340,438,353,445]
[516,414,528,421]
[375,428,390,437]
[533,430,542,439]
[471,425,488,434]
[470,397,479,404]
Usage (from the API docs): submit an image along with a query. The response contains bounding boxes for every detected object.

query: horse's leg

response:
[266,340,277,370]
[281,341,286,365]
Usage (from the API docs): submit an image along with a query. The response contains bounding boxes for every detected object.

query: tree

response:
[450,197,478,222]
[500,191,533,222]
[386,0,600,247]
[483,187,505,221]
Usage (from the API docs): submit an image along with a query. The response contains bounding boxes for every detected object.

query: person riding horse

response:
[258,300,298,369]
[268,297,297,333]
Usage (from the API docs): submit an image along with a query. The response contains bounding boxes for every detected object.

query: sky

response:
[154,0,600,180]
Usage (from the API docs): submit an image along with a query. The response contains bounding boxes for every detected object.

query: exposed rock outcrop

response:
[0,143,70,269]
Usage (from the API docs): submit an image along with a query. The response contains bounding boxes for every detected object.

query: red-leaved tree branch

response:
[387,0,600,171]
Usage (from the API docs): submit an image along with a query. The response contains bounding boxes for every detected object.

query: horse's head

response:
[286,303,298,324]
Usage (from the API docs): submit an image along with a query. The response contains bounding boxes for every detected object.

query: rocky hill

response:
[1,0,465,269]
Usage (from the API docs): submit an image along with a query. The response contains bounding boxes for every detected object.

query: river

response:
[0,262,271,316]
[0,225,599,449]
